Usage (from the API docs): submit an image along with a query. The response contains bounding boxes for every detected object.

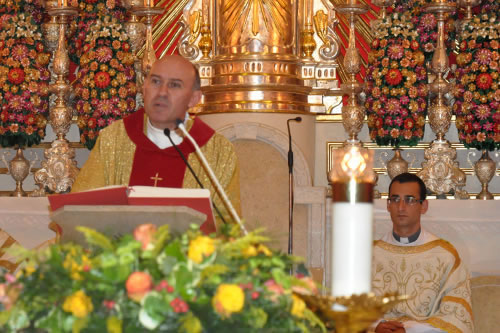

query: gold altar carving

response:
[33,2,79,196]
[178,0,343,114]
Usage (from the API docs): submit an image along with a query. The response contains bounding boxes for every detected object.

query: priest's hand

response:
[375,320,405,333]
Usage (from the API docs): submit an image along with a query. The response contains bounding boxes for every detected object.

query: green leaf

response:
[6,307,29,330]
[76,226,114,251]
[271,268,291,289]
[179,312,202,333]
[72,317,89,333]
[35,307,66,332]
[139,292,169,330]
[245,307,267,329]
[164,240,185,261]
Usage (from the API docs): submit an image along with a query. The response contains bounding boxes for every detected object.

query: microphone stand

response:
[176,120,248,235]
[164,128,228,225]
[286,117,301,257]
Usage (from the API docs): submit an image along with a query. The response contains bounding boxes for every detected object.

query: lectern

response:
[51,205,206,245]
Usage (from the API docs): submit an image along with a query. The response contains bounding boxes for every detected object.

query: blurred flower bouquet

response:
[453,11,499,151]
[0,0,50,148]
[0,224,325,332]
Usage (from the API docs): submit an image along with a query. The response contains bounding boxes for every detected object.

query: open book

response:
[48,186,216,235]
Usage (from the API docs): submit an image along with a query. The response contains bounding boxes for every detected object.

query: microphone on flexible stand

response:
[164,128,227,225]
[287,116,302,256]
[175,119,248,235]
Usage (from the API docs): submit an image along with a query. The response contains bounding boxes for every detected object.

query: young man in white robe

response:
[371,173,474,333]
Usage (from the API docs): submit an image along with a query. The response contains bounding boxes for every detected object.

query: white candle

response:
[331,202,373,297]
[328,146,375,299]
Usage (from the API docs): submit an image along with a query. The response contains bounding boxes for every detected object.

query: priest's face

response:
[143,56,201,130]
[387,181,428,237]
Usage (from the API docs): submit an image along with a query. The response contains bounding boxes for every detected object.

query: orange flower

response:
[126,271,153,302]
[133,224,157,250]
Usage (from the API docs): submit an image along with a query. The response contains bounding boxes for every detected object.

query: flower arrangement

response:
[453,10,499,151]
[365,0,458,147]
[73,16,137,150]
[68,0,126,64]
[0,224,326,332]
[0,0,50,148]
[365,13,428,147]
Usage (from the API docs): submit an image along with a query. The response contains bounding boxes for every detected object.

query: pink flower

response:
[475,49,492,65]
[133,224,157,250]
[387,44,404,60]
[476,105,491,120]
[95,46,113,63]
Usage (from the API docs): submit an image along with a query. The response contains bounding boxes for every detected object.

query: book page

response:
[128,186,210,198]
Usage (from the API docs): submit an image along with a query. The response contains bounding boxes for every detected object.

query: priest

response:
[371,173,473,333]
[72,55,241,227]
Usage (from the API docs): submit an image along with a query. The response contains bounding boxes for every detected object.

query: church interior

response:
[0,0,499,331]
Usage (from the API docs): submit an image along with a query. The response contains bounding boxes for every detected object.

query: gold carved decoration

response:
[218,0,294,53]
[189,10,202,44]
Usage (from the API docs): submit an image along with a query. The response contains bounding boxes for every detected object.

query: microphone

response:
[164,128,228,225]
[287,117,302,173]
[286,116,301,257]
[175,119,248,235]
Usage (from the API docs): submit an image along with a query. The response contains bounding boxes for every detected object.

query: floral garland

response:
[0,224,326,332]
[0,0,50,148]
[74,16,137,150]
[365,13,428,147]
[453,11,500,151]
[68,0,126,64]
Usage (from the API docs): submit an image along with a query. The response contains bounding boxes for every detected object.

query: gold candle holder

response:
[130,5,164,78]
[32,3,79,196]
[336,3,367,146]
[298,292,406,333]
[417,0,468,199]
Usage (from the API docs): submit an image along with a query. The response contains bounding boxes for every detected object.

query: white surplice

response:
[371,229,474,333]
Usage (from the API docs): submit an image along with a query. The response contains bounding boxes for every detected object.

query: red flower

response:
[94,71,111,89]
[476,73,493,90]
[170,297,189,313]
[87,117,97,129]
[404,118,415,129]
[385,69,403,86]
[8,68,25,85]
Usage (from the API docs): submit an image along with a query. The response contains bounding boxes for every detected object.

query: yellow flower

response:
[62,290,94,318]
[290,294,306,318]
[106,316,123,333]
[188,236,215,264]
[257,244,272,256]
[242,245,258,257]
[212,284,245,317]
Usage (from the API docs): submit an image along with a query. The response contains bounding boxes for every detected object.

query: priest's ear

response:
[420,199,429,215]
[188,89,202,108]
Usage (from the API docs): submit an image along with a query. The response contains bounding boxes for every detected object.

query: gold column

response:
[32,1,79,195]
[417,0,468,199]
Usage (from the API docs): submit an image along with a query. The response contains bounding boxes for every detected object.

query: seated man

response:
[371,173,473,333]
[72,55,241,225]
